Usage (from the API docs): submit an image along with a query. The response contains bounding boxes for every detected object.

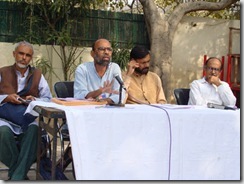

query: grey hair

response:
[204,57,223,70]
[14,41,34,54]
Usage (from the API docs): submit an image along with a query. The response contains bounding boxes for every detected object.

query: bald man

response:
[74,38,125,105]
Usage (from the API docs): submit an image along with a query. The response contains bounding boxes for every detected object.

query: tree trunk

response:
[150,27,173,102]
[139,0,238,102]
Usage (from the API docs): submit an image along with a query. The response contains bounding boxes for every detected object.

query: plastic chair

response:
[53,81,75,177]
[173,88,190,105]
[54,81,74,99]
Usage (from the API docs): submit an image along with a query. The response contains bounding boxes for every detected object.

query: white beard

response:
[16,62,28,69]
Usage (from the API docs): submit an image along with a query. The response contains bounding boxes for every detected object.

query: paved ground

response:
[0,144,75,181]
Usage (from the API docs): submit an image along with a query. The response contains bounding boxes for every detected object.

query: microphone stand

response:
[110,84,125,107]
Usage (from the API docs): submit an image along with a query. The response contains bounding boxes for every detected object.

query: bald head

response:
[91,38,113,66]
[92,39,111,51]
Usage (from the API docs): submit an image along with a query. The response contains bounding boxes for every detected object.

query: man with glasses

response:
[74,38,124,105]
[188,57,236,106]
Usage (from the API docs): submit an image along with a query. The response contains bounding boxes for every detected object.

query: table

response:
[33,105,66,180]
[26,101,240,180]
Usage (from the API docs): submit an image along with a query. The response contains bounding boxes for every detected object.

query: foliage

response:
[32,57,61,81]
[13,0,103,81]
[108,0,125,11]
[111,41,133,71]
[108,0,240,20]
[162,0,240,20]
[13,0,138,80]
[185,0,240,20]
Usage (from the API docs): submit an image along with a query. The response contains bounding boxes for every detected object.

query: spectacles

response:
[96,47,113,52]
[206,67,221,72]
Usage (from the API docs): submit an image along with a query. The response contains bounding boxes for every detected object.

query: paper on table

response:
[51,98,107,106]
[57,97,80,101]
[151,104,195,110]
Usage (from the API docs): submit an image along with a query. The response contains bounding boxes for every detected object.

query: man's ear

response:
[90,50,95,58]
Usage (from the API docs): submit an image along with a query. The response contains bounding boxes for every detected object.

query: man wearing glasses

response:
[74,38,124,105]
[188,57,236,106]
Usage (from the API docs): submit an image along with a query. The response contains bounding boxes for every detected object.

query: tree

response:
[138,0,239,101]
[16,0,134,81]
[15,0,105,81]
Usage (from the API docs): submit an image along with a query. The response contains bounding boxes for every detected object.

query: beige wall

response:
[171,16,240,103]
[0,16,240,101]
[172,16,240,87]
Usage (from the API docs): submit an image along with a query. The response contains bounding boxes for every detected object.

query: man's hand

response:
[126,59,139,76]
[86,80,119,100]
[25,95,35,101]
[3,94,22,104]
[100,80,119,94]
[208,75,221,86]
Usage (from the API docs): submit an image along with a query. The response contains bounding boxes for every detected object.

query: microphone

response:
[207,103,236,110]
[114,74,126,91]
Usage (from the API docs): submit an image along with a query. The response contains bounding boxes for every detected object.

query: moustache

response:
[16,60,28,69]
[97,60,110,66]
[95,56,111,66]
[135,67,149,74]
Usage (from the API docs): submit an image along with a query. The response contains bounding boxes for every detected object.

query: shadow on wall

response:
[171,16,240,98]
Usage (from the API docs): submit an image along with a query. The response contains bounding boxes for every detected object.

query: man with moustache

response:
[0,41,52,180]
[188,57,236,106]
[74,38,124,105]
[123,45,167,104]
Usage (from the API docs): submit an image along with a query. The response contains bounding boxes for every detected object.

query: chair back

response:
[174,88,190,105]
[54,81,74,98]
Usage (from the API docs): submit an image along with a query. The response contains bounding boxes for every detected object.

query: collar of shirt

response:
[200,77,208,84]
[16,67,30,78]
[201,77,219,89]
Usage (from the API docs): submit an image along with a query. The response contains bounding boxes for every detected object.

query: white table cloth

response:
[26,101,240,180]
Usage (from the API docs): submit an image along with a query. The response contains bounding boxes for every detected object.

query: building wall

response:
[172,16,240,90]
[0,16,240,102]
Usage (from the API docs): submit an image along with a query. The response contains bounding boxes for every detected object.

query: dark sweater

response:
[0,64,42,98]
